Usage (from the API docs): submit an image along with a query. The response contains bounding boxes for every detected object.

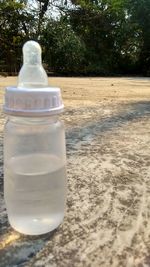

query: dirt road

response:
[1,77,150,267]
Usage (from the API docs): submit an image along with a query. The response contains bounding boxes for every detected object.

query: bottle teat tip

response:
[23,40,41,66]
[18,40,48,88]
[23,40,41,55]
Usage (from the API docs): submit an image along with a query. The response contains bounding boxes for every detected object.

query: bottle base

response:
[8,214,64,235]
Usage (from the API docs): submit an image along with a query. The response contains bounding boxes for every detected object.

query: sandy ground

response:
[1,77,150,267]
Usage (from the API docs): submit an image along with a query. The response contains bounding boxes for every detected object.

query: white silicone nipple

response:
[18,40,48,88]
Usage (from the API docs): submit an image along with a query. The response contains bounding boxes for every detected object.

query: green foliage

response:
[0,0,150,75]
[126,0,150,75]
[68,0,149,75]
[41,19,86,73]
[0,0,34,73]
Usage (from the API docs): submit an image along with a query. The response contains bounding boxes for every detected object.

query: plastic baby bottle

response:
[3,41,67,235]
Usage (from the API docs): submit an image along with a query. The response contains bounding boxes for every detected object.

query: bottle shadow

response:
[0,228,57,267]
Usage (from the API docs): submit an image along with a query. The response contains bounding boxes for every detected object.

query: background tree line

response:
[0,0,150,76]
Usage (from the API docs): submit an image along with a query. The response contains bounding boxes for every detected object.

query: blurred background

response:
[0,0,150,76]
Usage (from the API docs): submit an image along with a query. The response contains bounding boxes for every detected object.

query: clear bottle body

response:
[4,116,67,235]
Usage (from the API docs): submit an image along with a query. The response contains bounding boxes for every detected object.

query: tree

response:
[126,0,150,75]
[0,0,34,73]
[67,0,143,74]
[42,18,86,74]
[1,0,150,75]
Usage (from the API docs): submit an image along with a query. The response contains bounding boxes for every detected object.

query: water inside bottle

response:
[4,153,66,235]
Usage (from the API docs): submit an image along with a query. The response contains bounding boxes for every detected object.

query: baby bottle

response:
[3,41,67,235]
